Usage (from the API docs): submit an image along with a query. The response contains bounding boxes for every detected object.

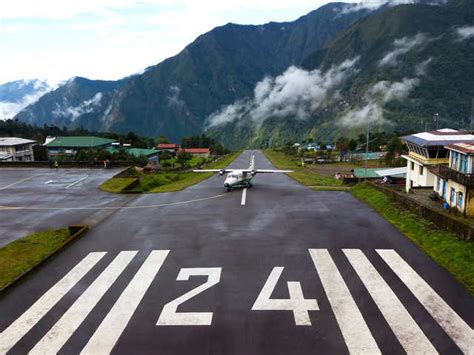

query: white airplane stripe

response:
[343,249,438,354]
[309,249,381,355]
[29,251,138,355]
[0,252,106,354]
[81,250,169,355]
[377,249,474,354]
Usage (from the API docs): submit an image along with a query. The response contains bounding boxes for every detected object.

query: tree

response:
[385,137,404,167]
[176,151,192,167]
[336,137,349,161]
[348,139,358,152]
[158,135,170,144]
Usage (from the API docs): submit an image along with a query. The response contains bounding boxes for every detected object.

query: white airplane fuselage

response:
[224,170,253,191]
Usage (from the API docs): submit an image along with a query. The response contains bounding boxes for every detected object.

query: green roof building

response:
[45,136,117,157]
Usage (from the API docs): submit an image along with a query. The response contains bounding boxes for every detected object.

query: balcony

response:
[436,165,474,187]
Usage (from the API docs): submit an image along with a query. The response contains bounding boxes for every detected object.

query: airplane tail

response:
[249,154,255,171]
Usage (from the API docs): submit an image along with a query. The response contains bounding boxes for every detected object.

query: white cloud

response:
[207,58,359,128]
[52,92,103,122]
[414,57,433,76]
[379,33,429,67]
[340,0,447,13]
[0,81,53,119]
[456,26,474,40]
[339,77,420,128]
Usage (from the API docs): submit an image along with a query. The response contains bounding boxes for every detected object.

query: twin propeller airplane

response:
[194,154,293,191]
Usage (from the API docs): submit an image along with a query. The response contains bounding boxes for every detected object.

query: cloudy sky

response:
[0,0,382,85]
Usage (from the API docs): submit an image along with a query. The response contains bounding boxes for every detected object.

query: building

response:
[156,143,180,153]
[107,147,159,164]
[180,148,210,158]
[432,143,474,216]
[401,129,474,192]
[45,136,117,158]
[0,137,36,162]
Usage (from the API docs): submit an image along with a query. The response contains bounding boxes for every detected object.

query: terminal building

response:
[401,129,474,193]
[45,136,117,158]
[0,137,36,162]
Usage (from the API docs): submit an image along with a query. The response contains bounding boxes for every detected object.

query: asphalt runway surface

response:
[0,151,473,354]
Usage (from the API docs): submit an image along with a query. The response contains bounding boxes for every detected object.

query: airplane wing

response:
[192,169,234,173]
[253,169,293,173]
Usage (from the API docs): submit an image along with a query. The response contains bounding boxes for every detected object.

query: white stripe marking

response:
[29,251,137,355]
[377,249,474,354]
[65,175,88,189]
[241,188,247,206]
[81,250,169,354]
[343,249,437,354]
[309,249,380,354]
[0,175,40,191]
[0,252,106,354]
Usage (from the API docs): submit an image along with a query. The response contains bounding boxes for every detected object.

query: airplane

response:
[193,153,293,191]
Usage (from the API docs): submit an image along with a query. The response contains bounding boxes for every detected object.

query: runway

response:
[0,151,473,354]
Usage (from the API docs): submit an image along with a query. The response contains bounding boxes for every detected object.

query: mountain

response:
[207,0,474,148]
[16,77,124,132]
[0,79,53,119]
[15,2,370,141]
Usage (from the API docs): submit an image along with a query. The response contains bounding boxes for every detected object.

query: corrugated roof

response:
[401,129,474,147]
[157,143,179,149]
[353,168,382,178]
[180,148,210,153]
[45,136,116,148]
[375,167,407,178]
[0,137,36,146]
[106,147,158,157]
[445,143,474,154]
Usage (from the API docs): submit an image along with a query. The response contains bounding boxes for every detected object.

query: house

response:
[0,137,36,162]
[180,148,210,158]
[432,143,474,216]
[156,143,180,153]
[45,136,117,158]
[401,129,474,193]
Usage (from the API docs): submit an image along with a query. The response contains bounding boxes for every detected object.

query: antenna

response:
[471,98,474,133]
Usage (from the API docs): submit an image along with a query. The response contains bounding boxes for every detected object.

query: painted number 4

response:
[252,267,319,326]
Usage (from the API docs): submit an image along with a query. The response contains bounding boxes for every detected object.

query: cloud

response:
[52,92,103,122]
[379,33,429,67]
[206,58,359,128]
[339,77,420,128]
[414,57,433,76]
[0,81,53,119]
[456,26,474,41]
[339,0,447,14]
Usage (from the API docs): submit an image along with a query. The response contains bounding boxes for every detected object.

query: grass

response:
[0,228,72,290]
[263,150,343,187]
[101,151,241,194]
[352,182,474,296]
[99,177,137,193]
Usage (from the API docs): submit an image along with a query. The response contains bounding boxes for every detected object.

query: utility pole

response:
[365,121,369,181]
[433,113,439,130]
[471,98,474,133]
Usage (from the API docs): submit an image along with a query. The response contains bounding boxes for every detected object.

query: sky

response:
[0,0,372,85]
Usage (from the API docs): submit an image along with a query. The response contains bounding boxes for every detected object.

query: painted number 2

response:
[252,267,319,326]
[157,267,222,326]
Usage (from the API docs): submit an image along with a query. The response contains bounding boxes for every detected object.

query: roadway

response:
[0,151,473,354]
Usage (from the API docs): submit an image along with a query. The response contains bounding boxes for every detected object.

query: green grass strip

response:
[0,228,72,290]
[100,177,137,193]
[352,182,474,296]
[263,149,343,187]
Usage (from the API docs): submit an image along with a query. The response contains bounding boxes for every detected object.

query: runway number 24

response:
[156,267,318,326]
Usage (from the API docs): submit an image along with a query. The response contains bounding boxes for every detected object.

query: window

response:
[419,166,424,175]
[436,177,441,192]
[411,162,414,171]
[458,192,463,207]
[460,154,468,173]
[450,187,456,203]
[452,152,459,170]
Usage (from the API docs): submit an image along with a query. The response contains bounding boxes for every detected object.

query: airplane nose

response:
[224,183,229,187]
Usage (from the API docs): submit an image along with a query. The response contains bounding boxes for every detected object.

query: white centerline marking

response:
[377,249,474,354]
[0,252,106,354]
[343,249,437,354]
[82,250,169,354]
[30,251,137,355]
[241,188,247,206]
[309,249,380,354]
[65,175,88,189]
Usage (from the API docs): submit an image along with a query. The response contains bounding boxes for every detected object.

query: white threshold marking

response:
[343,249,437,354]
[377,249,474,354]
[0,193,228,211]
[0,175,41,191]
[65,175,88,189]
[30,251,137,355]
[241,188,247,206]
[82,250,169,354]
[309,249,381,354]
[0,252,106,353]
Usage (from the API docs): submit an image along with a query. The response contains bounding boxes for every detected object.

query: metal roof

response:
[401,129,474,147]
[45,136,116,148]
[0,137,36,146]
[375,167,407,178]
[445,143,474,154]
